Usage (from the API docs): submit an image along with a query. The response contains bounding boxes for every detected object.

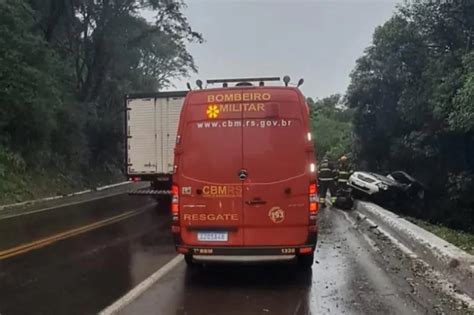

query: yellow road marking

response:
[0,208,149,260]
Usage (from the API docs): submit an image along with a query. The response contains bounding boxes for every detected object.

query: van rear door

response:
[242,88,309,246]
[176,90,244,246]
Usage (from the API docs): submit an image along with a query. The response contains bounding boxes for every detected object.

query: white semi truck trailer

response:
[125,91,187,195]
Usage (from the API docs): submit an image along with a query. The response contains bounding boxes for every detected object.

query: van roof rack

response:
[206,77,280,84]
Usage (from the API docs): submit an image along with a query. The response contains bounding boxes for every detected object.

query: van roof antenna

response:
[283,75,291,87]
[196,80,203,89]
[186,82,192,91]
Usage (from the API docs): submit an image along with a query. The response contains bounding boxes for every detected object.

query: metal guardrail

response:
[128,189,172,196]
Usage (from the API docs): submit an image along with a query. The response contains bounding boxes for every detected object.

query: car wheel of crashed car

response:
[334,195,354,210]
[297,253,315,269]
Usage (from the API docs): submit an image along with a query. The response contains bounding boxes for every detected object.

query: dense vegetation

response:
[308,94,352,162]
[0,0,201,202]
[346,1,474,232]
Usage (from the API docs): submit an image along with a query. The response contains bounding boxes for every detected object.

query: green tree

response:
[0,0,65,160]
[346,1,474,231]
[309,94,352,162]
[0,0,202,202]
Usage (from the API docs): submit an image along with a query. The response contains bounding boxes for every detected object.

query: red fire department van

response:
[171,77,318,267]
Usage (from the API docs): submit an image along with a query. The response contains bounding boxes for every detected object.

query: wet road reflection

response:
[121,263,314,315]
[183,265,312,315]
[120,209,428,315]
[0,194,152,250]
[0,196,175,315]
[0,196,461,315]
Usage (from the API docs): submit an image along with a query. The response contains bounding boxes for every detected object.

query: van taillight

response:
[171,185,179,229]
[309,183,318,215]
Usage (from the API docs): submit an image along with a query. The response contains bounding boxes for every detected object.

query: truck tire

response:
[155,195,171,205]
[297,253,314,269]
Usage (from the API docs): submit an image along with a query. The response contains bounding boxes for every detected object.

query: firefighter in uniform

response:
[318,157,336,206]
[335,155,353,194]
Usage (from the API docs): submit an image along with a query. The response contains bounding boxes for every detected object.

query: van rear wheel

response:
[184,254,194,266]
[297,253,315,269]
[184,254,201,270]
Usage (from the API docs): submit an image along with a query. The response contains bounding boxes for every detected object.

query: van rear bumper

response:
[176,244,316,257]
[193,254,296,262]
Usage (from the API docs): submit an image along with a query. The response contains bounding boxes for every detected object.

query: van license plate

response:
[197,231,228,242]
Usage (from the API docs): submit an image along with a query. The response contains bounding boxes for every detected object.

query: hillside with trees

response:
[308,94,352,162]
[346,1,474,232]
[0,0,201,203]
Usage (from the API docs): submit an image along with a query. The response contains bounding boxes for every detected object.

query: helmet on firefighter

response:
[340,155,348,162]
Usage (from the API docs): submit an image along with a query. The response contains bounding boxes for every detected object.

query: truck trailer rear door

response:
[127,97,157,174]
[126,92,187,177]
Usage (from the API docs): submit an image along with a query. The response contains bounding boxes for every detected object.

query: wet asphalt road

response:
[120,208,461,315]
[0,194,465,315]
[0,194,176,315]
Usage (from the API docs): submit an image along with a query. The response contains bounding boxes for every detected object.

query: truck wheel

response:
[155,195,170,205]
[297,253,314,269]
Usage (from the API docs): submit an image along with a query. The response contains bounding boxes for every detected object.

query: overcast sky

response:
[163,0,399,99]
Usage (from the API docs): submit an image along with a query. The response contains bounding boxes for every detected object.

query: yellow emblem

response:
[268,206,285,224]
[206,104,219,119]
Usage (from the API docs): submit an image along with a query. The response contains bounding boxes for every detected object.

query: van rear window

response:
[180,89,308,183]
[242,118,306,182]
[181,117,306,183]
[181,120,242,183]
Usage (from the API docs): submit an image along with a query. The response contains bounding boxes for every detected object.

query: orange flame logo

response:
[206,104,219,119]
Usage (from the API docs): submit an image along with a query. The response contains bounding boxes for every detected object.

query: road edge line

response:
[0,182,152,221]
[0,191,127,220]
[96,182,131,191]
[339,210,380,253]
[99,255,184,315]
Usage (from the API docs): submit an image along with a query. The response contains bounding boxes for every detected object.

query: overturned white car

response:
[348,171,425,207]
[348,172,394,196]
